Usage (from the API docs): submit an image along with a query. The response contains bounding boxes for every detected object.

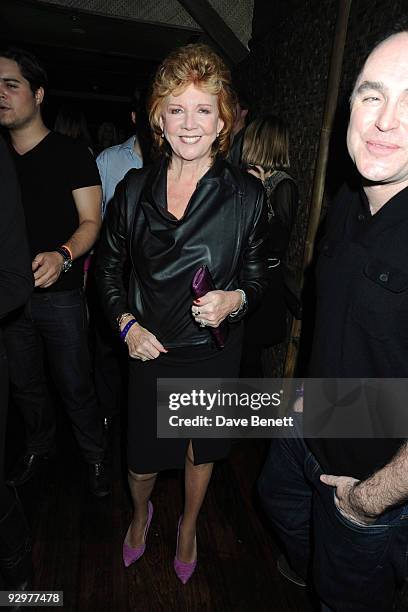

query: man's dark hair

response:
[235,88,250,112]
[130,91,142,115]
[372,19,408,49]
[129,89,152,163]
[0,47,48,95]
[351,19,408,98]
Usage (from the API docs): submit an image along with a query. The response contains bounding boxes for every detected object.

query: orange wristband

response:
[61,244,73,260]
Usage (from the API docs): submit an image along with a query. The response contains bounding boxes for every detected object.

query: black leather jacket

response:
[96,156,268,348]
[0,136,33,353]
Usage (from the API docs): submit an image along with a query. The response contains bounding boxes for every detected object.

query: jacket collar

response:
[144,154,227,210]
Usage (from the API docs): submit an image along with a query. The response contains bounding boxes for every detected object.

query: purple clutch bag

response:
[191,265,229,349]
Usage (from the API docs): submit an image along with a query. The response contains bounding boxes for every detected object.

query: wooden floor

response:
[6,409,408,612]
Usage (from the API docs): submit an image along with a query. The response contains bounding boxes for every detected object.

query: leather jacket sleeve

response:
[233,175,269,321]
[95,175,133,328]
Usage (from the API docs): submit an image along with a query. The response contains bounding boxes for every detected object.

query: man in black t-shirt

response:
[0,48,109,497]
[258,29,408,611]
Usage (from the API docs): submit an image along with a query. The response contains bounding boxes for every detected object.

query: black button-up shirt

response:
[306,183,408,479]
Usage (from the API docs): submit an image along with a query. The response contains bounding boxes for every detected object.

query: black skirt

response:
[127,324,243,473]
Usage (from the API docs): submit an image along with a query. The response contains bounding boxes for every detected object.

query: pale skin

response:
[317,33,408,525]
[122,83,242,563]
[246,164,273,184]
[0,57,102,288]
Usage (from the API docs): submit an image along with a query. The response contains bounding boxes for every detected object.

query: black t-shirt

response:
[11,131,101,291]
[306,183,408,480]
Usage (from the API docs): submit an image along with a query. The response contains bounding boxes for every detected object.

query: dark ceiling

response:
[0,0,251,133]
[0,0,205,104]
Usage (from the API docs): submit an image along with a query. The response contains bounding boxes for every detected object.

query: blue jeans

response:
[258,433,408,611]
[3,289,104,463]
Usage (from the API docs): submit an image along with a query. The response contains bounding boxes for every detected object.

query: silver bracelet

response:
[229,289,247,318]
[117,312,134,329]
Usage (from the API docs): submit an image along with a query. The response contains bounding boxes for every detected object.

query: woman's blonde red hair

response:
[148,43,236,158]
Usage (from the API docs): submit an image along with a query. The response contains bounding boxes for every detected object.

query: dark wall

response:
[238,0,337,270]
[237,0,408,374]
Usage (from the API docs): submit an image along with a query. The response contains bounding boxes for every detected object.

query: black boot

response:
[7,453,51,487]
[88,462,110,498]
[0,485,32,592]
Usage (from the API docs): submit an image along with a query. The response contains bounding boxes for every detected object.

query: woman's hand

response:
[247,164,267,184]
[191,290,242,327]
[120,315,167,361]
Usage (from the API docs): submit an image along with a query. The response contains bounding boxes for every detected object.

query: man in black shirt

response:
[0,48,109,497]
[258,29,408,611]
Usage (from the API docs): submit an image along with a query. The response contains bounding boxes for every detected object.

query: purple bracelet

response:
[120,318,137,341]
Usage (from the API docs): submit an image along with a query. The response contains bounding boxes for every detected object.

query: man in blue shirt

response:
[96,100,143,216]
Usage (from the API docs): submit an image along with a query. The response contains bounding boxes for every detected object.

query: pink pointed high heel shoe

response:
[173,516,197,584]
[122,501,153,567]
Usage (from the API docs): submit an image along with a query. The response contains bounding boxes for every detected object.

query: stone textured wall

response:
[236,0,408,375]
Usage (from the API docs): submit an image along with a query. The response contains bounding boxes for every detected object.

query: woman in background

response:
[54,103,93,154]
[95,121,120,155]
[240,114,300,377]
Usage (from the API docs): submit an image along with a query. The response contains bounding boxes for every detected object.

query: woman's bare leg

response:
[177,441,213,562]
[126,470,158,547]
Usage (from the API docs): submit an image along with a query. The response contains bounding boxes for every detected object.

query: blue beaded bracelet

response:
[120,318,137,341]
